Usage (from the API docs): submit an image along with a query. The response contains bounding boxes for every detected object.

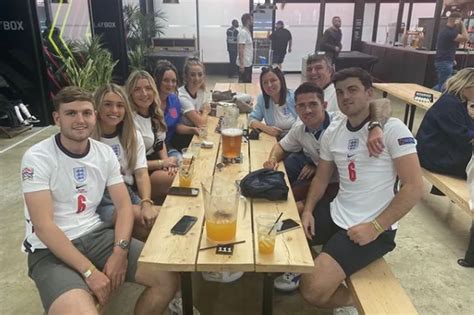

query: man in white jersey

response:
[237,13,254,83]
[21,87,178,314]
[305,54,338,112]
[299,68,423,313]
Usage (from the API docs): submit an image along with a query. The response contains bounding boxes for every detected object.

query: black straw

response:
[199,240,246,251]
[267,213,283,235]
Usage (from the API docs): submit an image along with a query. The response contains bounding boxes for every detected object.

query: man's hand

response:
[347,222,380,246]
[265,126,283,137]
[85,269,111,305]
[103,251,128,291]
[140,202,157,228]
[335,46,340,53]
[301,211,315,240]
[288,47,292,53]
[263,159,278,170]
[367,126,385,157]
[239,65,245,73]
[297,164,316,180]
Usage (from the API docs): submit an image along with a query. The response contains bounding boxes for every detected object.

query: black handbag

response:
[240,168,289,201]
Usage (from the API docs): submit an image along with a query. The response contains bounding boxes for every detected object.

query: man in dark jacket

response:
[269,20,292,69]
[319,16,342,62]
[226,19,239,78]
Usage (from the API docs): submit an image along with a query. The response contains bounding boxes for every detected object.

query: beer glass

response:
[221,128,243,159]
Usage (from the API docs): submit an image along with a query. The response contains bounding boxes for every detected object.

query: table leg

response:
[408,105,417,131]
[180,272,193,315]
[403,104,410,125]
[262,273,273,315]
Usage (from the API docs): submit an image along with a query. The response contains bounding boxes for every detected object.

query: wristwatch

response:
[368,121,382,131]
[114,239,130,250]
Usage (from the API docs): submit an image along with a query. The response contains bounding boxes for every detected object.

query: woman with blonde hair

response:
[173,57,211,150]
[126,70,177,202]
[417,67,474,178]
[93,83,157,240]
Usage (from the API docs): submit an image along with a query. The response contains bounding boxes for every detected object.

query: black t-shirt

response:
[270,28,292,52]
[435,25,459,62]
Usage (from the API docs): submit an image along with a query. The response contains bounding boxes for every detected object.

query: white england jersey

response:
[320,117,417,230]
[100,130,148,186]
[21,134,123,252]
[133,113,166,156]
[178,86,209,127]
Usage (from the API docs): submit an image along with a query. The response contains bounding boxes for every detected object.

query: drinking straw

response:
[267,212,283,235]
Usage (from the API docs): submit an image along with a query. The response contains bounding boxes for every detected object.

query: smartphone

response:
[276,218,301,234]
[171,215,198,235]
[168,186,199,197]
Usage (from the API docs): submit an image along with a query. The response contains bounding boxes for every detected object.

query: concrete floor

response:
[1,74,473,315]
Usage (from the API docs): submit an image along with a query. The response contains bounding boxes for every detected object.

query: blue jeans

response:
[433,60,454,92]
[283,151,314,184]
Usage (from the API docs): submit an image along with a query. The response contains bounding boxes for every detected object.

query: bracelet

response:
[82,264,96,279]
[371,219,385,234]
[157,160,164,169]
[140,198,154,207]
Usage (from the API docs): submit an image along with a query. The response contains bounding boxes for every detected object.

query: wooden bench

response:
[347,258,418,315]
[421,168,471,215]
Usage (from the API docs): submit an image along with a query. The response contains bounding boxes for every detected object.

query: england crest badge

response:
[73,167,87,182]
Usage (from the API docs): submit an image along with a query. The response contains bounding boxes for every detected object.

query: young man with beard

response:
[299,68,423,314]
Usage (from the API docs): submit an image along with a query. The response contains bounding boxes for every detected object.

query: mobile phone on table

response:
[276,218,301,234]
[168,186,199,197]
[171,215,198,235]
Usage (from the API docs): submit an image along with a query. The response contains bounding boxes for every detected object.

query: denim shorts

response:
[96,185,141,224]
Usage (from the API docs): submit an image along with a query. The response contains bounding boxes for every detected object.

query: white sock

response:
[14,106,24,123]
[19,103,32,118]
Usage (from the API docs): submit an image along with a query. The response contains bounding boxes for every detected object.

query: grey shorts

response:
[27,224,144,312]
[96,185,141,224]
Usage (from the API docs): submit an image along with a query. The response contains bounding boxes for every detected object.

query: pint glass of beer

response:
[221,128,242,159]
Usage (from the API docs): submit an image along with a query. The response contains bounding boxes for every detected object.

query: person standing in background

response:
[237,13,254,83]
[319,16,342,63]
[433,12,468,92]
[269,20,292,69]
[226,19,239,78]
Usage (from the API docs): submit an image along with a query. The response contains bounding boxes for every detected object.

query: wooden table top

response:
[373,83,441,111]
[138,83,314,275]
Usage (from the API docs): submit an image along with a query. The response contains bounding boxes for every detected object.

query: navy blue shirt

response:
[416,93,474,177]
[435,25,459,62]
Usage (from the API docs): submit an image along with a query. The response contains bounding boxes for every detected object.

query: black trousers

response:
[464,221,474,263]
[238,66,252,83]
[228,50,237,77]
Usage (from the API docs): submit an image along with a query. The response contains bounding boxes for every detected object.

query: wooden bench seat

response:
[347,258,418,315]
[421,168,471,215]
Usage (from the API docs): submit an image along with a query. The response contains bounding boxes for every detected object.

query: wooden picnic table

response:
[373,83,441,130]
[137,83,314,315]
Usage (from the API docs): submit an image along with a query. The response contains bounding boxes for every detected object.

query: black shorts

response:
[272,50,286,64]
[311,198,397,276]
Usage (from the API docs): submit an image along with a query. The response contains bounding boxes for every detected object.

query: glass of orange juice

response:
[257,215,277,255]
[179,161,194,187]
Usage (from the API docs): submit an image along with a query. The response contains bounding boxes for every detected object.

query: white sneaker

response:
[333,306,359,315]
[273,272,301,292]
[168,297,201,315]
[201,271,244,283]
[27,115,40,123]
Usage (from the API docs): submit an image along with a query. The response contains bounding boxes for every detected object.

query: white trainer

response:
[201,271,244,283]
[273,272,301,292]
[333,306,359,315]
[168,297,201,315]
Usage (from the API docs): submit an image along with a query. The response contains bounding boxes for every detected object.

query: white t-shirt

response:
[324,83,338,113]
[178,86,209,127]
[133,113,166,156]
[273,104,297,131]
[236,27,253,67]
[466,154,474,210]
[21,135,123,252]
[280,111,341,165]
[320,117,417,230]
[100,130,147,186]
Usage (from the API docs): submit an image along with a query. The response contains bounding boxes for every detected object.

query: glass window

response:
[323,3,354,51]
[362,3,376,42]
[156,0,197,38]
[275,3,320,71]
[377,3,399,44]
[197,0,249,63]
[50,0,91,41]
[411,3,436,28]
